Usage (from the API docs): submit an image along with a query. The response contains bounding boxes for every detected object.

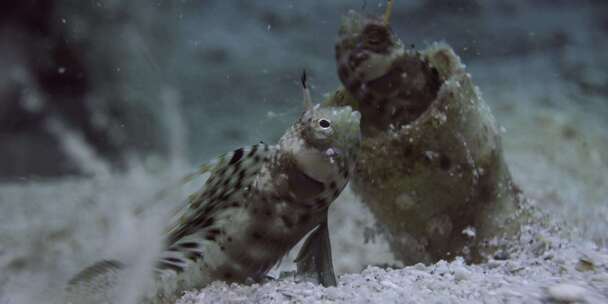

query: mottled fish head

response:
[280,99,361,187]
[336,10,403,87]
[298,104,361,165]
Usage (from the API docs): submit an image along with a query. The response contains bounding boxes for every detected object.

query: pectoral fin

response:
[294,214,337,287]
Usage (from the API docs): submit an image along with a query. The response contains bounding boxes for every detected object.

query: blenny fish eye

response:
[319,119,331,128]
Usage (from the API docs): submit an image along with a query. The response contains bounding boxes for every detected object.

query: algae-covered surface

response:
[1,1,607,303]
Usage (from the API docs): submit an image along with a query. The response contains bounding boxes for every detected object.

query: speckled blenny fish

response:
[66,72,361,303]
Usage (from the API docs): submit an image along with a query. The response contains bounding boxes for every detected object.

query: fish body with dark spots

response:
[65,74,361,304]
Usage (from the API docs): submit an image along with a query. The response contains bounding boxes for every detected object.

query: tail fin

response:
[65,260,125,304]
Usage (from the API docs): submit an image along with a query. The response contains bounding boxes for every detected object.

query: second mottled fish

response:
[335,7,440,137]
[65,72,361,303]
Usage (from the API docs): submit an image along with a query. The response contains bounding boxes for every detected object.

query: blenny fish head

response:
[298,104,361,163]
[279,98,360,187]
[336,10,403,85]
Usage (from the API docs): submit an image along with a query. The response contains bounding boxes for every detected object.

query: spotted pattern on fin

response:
[156,233,208,274]
[155,144,276,275]
[156,259,185,274]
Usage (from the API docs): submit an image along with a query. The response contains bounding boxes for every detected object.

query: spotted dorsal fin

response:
[135,146,270,217]
[165,143,276,246]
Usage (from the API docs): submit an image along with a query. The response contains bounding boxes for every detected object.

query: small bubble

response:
[424,150,436,160]
[267,24,272,31]
[61,18,67,24]
[58,67,66,74]
[462,226,476,238]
